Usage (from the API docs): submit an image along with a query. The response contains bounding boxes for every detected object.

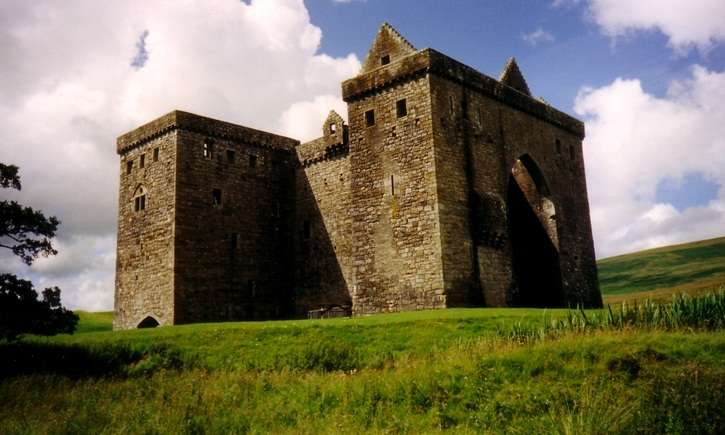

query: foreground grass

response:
[2,330,723,434]
[598,236,725,303]
[2,295,725,434]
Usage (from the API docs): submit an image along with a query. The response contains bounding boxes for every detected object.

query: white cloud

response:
[575,65,725,257]
[0,0,360,310]
[585,0,725,53]
[522,27,555,46]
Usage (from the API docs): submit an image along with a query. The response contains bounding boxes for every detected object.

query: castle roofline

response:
[117,110,299,155]
[342,48,585,138]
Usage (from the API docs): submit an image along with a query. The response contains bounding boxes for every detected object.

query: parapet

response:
[342,48,585,138]
[117,110,300,155]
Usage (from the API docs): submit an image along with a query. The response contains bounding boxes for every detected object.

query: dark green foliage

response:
[0,163,21,190]
[0,274,78,341]
[0,162,74,341]
[0,162,60,265]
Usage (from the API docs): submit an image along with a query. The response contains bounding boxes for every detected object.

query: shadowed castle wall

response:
[293,119,352,316]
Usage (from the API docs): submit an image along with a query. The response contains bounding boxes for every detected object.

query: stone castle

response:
[114,23,602,330]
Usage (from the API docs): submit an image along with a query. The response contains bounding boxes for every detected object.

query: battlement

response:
[117,110,299,155]
[342,49,584,138]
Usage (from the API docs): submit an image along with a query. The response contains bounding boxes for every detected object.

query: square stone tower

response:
[114,111,298,329]
[341,23,601,311]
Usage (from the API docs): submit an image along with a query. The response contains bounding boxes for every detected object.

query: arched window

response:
[133,185,147,212]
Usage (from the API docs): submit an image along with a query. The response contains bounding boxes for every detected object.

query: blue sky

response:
[1,0,724,310]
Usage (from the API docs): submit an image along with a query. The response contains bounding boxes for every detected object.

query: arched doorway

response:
[137,316,159,328]
[507,155,564,307]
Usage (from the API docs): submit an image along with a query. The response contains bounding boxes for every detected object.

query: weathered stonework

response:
[114,23,602,330]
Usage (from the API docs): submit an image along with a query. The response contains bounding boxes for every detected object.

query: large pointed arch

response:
[507,154,564,307]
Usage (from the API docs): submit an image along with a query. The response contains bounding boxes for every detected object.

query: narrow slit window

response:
[556,139,562,154]
[365,109,375,127]
[212,188,222,207]
[396,99,407,118]
[391,175,395,196]
[203,141,213,159]
[248,154,257,168]
[381,54,390,65]
[449,96,455,114]
[227,149,236,163]
[477,108,482,126]
[569,145,575,160]
[248,280,256,298]
[230,233,239,250]
[153,148,159,162]
[139,154,145,169]
[126,160,133,174]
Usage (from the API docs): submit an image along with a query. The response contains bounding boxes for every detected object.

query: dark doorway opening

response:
[137,316,160,328]
[507,157,565,307]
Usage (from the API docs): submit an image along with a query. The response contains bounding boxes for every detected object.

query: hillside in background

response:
[598,236,725,304]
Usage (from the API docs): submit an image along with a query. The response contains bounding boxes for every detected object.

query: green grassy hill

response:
[2,296,725,433]
[598,236,725,304]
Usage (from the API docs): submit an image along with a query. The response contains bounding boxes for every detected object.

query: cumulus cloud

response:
[575,65,725,257]
[0,0,360,310]
[522,28,555,46]
[584,0,725,53]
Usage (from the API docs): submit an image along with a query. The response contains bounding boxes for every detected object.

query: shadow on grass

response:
[0,341,191,379]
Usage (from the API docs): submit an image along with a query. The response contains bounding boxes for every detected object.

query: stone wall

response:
[345,72,446,314]
[172,114,298,323]
[293,112,352,315]
[114,130,177,330]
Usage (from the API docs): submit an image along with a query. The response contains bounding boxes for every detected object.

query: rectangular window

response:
[203,141,213,159]
[330,123,337,134]
[153,147,159,162]
[396,99,407,118]
[381,54,390,65]
[212,188,222,207]
[556,139,562,154]
[139,154,145,169]
[248,154,257,168]
[126,160,133,174]
[365,109,375,127]
[227,149,236,163]
[569,144,575,160]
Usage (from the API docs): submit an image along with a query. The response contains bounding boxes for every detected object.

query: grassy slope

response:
[598,236,725,303]
[2,305,725,433]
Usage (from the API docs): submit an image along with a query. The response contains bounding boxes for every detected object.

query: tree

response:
[0,163,77,341]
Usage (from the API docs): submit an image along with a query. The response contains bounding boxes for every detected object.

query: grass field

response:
[598,236,725,304]
[2,295,725,433]
[2,238,725,433]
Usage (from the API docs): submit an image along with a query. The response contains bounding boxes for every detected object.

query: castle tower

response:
[342,23,601,311]
[114,111,298,330]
